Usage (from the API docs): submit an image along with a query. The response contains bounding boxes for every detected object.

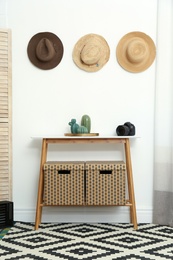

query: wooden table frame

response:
[34,137,137,230]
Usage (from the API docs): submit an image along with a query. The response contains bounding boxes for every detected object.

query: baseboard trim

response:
[14,207,153,223]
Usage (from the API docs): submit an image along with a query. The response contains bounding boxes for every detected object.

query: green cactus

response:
[81,115,91,133]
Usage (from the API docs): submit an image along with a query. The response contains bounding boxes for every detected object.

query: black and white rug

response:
[1,222,173,259]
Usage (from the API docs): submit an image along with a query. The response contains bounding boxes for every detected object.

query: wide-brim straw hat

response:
[27,32,64,70]
[116,31,156,73]
[72,34,110,72]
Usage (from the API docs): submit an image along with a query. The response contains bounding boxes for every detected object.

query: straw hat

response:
[27,32,64,70]
[72,34,110,72]
[116,31,156,73]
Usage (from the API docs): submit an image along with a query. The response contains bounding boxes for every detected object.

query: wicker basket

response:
[43,161,85,205]
[85,161,126,205]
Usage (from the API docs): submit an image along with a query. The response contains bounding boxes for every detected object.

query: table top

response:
[32,135,139,139]
[31,135,140,144]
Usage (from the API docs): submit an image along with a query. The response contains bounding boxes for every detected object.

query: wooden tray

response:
[64,133,99,136]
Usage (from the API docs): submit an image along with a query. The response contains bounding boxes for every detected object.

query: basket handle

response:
[99,170,112,174]
[58,170,71,174]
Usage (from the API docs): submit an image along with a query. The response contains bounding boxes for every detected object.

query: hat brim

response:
[27,32,64,70]
[116,31,156,73]
[72,34,110,72]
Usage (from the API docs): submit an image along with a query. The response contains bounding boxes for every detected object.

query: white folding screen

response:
[0,29,12,201]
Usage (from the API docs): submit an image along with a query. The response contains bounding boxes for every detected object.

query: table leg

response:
[35,139,48,230]
[124,138,138,230]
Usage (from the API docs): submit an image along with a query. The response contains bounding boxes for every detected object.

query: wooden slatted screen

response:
[0,29,12,201]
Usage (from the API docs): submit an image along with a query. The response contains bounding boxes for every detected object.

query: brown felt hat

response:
[72,34,110,72]
[27,32,64,70]
[116,31,156,73]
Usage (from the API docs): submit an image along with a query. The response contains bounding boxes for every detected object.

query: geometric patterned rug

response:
[0,222,173,260]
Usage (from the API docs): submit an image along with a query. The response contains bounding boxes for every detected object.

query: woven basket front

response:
[43,162,85,205]
[85,161,126,206]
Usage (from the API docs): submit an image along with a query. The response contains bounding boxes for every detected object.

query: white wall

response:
[0,0,7,27]
[4,0,158,223]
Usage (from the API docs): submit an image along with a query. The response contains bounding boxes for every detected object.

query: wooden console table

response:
[34,136,138,230]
